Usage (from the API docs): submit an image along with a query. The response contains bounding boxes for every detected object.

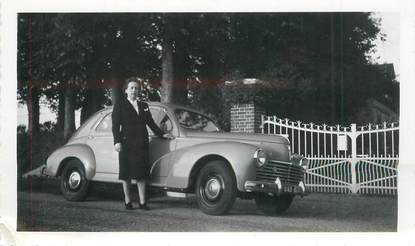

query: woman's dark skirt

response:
[118,143,150,181]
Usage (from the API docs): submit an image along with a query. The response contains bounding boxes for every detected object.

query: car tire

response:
[254,193,293,215]
[60,159,90,201]
[195,160,237,215]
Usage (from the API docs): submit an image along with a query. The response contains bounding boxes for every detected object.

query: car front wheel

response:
[255,193,293,215]
[195,160,237,215]
[60,159,90,201]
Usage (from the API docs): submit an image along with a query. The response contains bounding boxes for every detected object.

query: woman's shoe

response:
[138,203,150,211]
[125,202,133,210]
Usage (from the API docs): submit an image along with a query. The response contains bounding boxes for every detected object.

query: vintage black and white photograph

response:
[14,11,400,232]
[1,0,415,245]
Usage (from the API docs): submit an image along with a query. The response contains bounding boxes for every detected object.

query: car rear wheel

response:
[255,193,293,215]
[60,159,90,201]
[195,160,236,215]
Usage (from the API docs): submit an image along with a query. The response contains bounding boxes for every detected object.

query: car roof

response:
[150,102,209,115]
[101,101,210,117]
[70,101,215,141]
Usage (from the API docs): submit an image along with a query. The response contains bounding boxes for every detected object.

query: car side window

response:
[158,111,173,133]
[95,113,112,133]
[95,108,166,135]
[147,107,174,135]
[146,108,161,136]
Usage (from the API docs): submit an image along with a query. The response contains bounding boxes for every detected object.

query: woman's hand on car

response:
[114,143,122,152]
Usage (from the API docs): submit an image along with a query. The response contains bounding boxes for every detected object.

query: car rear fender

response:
[45,143,96,180]
[167,141,258,191]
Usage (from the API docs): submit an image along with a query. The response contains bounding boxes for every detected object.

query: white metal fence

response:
[261,116,399,195]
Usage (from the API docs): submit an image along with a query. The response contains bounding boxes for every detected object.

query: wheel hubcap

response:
[204,177,222,200]
[68,171,81,190]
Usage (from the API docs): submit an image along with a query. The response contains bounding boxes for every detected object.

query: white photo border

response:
[1,0,414,245]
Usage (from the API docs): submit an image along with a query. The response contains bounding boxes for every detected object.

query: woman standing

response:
[112,77,172,210]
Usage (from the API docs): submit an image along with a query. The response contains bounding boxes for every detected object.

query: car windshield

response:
[174,109,220,132]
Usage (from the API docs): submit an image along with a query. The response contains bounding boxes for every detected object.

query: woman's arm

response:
[112,100,123,145]
[143,103,165,138]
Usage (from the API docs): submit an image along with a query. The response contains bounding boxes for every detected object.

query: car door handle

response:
[88,136,94,139]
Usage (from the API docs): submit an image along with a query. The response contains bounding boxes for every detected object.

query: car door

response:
[148,106,178,182]
[86,112,119,180]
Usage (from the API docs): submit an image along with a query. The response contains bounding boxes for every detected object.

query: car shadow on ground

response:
[18,177,398,223]
[281,194,397,221]
[18,177,166,202]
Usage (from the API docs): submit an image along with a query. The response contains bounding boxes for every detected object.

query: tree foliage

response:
[17,12,394,134]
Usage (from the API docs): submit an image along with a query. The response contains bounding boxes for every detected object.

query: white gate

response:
[261,116,399,195]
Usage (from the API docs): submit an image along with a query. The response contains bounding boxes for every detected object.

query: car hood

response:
[184,130,290,145]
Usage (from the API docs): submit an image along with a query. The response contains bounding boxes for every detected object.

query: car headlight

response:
[299,158,308,170]
[253,149,267,167]
[291,154,308,170]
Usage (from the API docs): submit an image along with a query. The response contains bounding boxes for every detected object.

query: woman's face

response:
[125,81,140,100]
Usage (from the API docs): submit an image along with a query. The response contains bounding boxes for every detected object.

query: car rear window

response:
[174,109,219,132]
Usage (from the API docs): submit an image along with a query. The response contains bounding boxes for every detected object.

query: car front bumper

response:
[244,178,306,196]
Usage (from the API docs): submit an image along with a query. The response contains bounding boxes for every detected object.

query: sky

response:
[17,99,81,128]
[16,12,401,128]
[372,12,400,78]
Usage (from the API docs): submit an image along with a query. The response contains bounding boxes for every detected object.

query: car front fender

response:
[45,143,96,180]
[166,141,259,191]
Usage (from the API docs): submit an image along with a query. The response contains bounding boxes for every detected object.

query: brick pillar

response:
[230,103,264,133]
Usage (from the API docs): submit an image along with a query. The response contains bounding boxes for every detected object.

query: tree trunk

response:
[27,86,40,171]
[63,87,76,140]
[111,77,123,106]
[81,87,105,123]
[160,17,174,103]
[330,13,336,124]
[27,87,40,136]
[56,89,65,133]
[80,89,92,124]
[109,69,124,106]
[172,50,188,105]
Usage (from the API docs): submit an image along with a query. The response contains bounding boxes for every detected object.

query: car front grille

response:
[256,160,304,185]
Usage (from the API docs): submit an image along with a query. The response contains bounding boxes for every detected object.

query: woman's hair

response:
[123,77,143,90]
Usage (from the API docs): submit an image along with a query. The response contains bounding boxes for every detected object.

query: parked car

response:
[45,102,307,215]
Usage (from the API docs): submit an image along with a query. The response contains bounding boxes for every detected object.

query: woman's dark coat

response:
[112,98,165,180]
